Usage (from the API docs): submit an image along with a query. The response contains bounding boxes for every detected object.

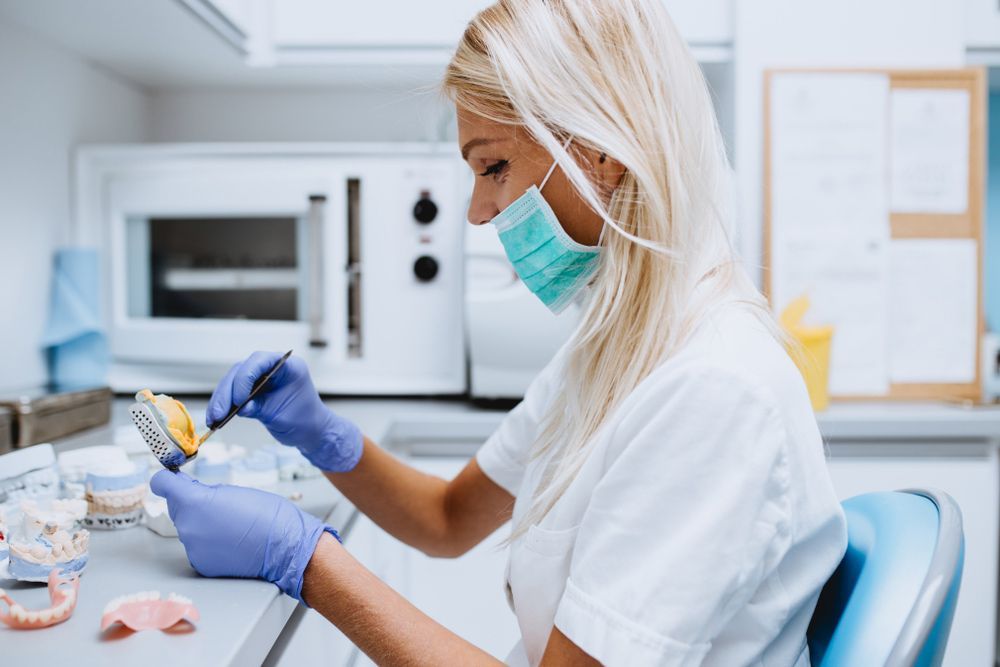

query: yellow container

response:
[787,325,834,412]
[779,295,833,412]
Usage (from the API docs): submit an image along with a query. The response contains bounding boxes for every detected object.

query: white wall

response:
[0,20,149,391]
[148,87,455,143]
[732,0,965,282]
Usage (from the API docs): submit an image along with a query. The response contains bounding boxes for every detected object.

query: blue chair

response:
[807,489,964,667]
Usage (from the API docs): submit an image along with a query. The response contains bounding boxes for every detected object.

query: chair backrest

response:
[807,488,964,667]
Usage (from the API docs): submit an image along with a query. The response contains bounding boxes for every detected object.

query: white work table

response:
[2,398,999,666]
[0,397,497,665]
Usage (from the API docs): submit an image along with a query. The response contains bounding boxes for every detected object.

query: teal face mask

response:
[492,157,602,314]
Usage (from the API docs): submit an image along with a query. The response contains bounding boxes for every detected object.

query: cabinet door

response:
[273,0,494,49]
[272,0,733,50]
[827,446,999,667]
[966,0,1000,48]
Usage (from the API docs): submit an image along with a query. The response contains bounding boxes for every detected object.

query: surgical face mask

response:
[491,156,602,314]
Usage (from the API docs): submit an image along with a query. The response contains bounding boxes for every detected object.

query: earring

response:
[599,153,607,164]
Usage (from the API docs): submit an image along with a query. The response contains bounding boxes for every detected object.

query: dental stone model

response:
[132,390,201,465]
[58,445,132,499]
[101,591,199,633]
[0,445,60,510]
[20,498,88,538]
[7,522,90,582]
[84,460,147,530]
[142,495,177,538]
[0,568,79,629]
[266,444,320,481]
[130,351,290,471]
[0,509,8,561]
[230,449,280,488]
[191,441,246,485]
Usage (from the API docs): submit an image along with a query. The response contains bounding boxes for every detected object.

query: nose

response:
[466,184,499,226]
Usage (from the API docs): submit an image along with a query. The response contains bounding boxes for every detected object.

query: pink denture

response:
[0,569,80,629]
[100,591,199,633]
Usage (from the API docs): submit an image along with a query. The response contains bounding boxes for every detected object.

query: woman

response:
[151,1,847,664]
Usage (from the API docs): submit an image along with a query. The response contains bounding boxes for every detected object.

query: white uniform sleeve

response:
[475,349,567,496]
[554,363,794,667]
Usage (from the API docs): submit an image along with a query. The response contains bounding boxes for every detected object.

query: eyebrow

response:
[460,137,499,160]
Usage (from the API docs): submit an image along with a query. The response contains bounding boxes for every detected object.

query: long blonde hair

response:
[444,0,777,539]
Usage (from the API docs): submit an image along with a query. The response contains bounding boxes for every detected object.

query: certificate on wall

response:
[890,88,971,215]
[769,72,892,395]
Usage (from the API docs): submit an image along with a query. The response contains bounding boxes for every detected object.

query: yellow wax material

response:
[136,389,200,456]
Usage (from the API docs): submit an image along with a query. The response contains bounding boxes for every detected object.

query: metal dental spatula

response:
[129,350,293,472]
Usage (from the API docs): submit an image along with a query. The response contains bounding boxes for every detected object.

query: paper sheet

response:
[890,89,970,214]
[773,234,891,395]
[888,239,978,383]
[770,73,892,395]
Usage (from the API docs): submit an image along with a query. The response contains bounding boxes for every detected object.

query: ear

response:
[578,145,627,202]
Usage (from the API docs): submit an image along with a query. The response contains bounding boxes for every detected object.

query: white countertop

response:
[3,396,1000,664]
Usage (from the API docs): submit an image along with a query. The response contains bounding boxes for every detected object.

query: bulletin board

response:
[763,68,986,402]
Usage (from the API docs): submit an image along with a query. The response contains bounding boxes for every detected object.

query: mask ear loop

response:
[539,136,574,193]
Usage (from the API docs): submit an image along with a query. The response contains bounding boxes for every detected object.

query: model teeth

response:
[104,590,171,614]
[167,593,192,605]
[11,604,26,622]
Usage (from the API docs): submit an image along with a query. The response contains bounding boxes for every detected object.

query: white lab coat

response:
[476,302,847,667]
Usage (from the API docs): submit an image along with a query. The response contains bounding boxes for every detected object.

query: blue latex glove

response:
[150,470,339,603]
[207,351,363,473]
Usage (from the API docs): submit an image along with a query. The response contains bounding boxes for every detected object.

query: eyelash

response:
[478,160,508,178]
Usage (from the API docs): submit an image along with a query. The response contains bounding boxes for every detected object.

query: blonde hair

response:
[444,0,778,539]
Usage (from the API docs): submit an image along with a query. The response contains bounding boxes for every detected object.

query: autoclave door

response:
[106,160,347,366]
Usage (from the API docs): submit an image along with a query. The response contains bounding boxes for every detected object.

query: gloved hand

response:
[150,470,339,603]
[207,351,363,473]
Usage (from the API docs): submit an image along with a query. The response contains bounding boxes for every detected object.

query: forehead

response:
[456,108,526,147]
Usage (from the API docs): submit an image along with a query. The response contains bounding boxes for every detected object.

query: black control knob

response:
[413,255,439,282]
[413,195,438,224]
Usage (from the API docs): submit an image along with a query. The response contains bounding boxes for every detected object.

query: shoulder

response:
[605,304,808,465]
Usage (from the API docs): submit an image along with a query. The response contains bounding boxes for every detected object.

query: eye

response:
[478,160,508,178]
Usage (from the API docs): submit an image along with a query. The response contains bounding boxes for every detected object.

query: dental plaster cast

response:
[0,509,8,561]
[20,498,88,537]
[266,444,320,482]
[101,591,199,633]
[229,449,280,489]
[191,441,246,485]
[84,460,147,530]
[0,445,60,509]
[142,496,177,538]
[58,446,132,499]
[6,522,90,582]
[135,390,200,457]
[0,568,79,629]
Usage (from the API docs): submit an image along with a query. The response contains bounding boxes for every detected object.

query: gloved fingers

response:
[150,469,193,499]
[237,398,258,418]
[231,351,288,408]
[206,361,242,427]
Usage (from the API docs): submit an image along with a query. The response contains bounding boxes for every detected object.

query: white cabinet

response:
[272,0,493,50]
[827,444,999,667]
[352,455,520,664]
[267,0,733,65]
[966,0,1000,48]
